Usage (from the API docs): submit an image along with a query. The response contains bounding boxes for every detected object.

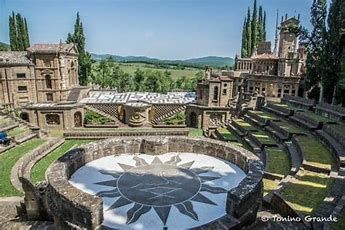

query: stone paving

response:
[69,152,246,229]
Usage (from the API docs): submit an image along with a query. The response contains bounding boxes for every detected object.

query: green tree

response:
[263,11,267,41]
[325,0,344,104]
[258,6,263,43]
[301,0,328,102]
[66,12,91,86]
[241,17,248,58]
[251,0,258,53]
[8,12,30,51]
[246,8,252,57]
[9,12,17,51]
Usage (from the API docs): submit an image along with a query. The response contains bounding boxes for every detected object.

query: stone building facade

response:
[186,70,233,129]
[0,43,79,108]
[233,17,306,99]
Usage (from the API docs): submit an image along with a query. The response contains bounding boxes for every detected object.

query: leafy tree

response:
[246,8,252,57]
[263,11,267,41]
[300,0,328,102]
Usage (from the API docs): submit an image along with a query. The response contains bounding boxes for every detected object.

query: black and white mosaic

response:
[69,153,246,229]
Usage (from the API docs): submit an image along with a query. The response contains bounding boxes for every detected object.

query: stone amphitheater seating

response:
[281,95,316,111]
[315,102,345,122]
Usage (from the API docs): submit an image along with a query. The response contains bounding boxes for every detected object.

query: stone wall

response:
[47,137,264,229]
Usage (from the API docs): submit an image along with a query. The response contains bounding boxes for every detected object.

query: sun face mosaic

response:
[69,153,246,229]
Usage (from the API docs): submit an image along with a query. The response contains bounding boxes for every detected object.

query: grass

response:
[0,138,45,197]
[281,170,334,214]
[295,135,334,170]
[297,110,335,123]
[263,178,279,196]
[250,110,280,121]
[31,139,91,183]
[233,119,257,131]
[272,120,305,134]
[218,128,238,142]
[188,128,203,137]
[265,147,290,177]
[8,126,27,137]
[332,210,345,230]
[251,130,276,145]
[118,63,202,80]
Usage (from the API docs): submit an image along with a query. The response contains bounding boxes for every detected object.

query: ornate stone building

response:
[233,17,306,99]
[186,69,234,129]
[0,43,79,108]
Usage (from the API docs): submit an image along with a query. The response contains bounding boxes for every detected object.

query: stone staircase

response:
[152,105,186,123]
[84,105,118,123]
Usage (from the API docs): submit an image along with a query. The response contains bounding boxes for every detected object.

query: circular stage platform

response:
[69,153,246,229]
[47,137,263,229]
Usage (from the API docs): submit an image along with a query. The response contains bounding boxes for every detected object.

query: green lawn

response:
[265,147,290,177]
[218,128,238,142]
[0,138,45,197]
[272,120,305,134]
[31,139,91,183]
[118,63,201,80]
[250,110,280,121]
[251,130,276,145]
[281,170,334,214]
[188,128,204,137]
[8,126,27,137]
[332,209,345,230]
[233,119,257,131]
[295,135,334,170]
[263,178,279,196]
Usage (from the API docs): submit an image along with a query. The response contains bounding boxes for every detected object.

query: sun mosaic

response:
[69,153,246,229]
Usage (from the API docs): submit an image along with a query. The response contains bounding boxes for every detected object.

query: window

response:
[213,86,219,101]
[45,75,52,89]
[223,89,227,95]
[199,90,203,100]
[278,89,282,97]
[17,73,26,78]
[46,93,53,101]
[18,86,27,92]
[46,114,60,125]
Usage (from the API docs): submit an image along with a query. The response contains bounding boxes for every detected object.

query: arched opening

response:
[190,112,198,128]
[213,86,219,101]
[20,112,29,122]
[74,112,82,127]
[45,75,52,89]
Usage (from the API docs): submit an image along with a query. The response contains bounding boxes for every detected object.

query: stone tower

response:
[278,17,300,58]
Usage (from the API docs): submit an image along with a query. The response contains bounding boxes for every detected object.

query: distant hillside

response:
[0,42,10,51]
[91,53,234,68]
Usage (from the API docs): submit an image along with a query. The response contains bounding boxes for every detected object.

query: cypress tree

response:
[66,12,92,86]
[15,14,25,51]
[9,12,17,51]
[251,0,258,54]
[263,11,267,41]
[246,8,252,57]
[241,17,248,58]
[258,6,263,43]
[23,18,30,49]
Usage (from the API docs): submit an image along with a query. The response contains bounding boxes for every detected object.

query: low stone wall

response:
[315,102,345,122]
[47,137,264,229]
[84,123,119,128]
[323,125,345,149]
[63,128,189,139]
[282,95,315,111]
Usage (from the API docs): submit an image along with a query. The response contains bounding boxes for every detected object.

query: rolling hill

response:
[91,53,234,68]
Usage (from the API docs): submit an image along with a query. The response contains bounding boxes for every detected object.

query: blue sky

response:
[0,0,313,59]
